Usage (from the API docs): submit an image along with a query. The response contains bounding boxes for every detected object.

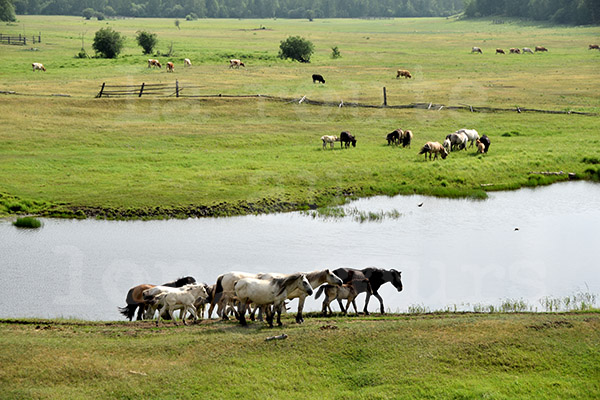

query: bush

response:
[94,11,105,20]
[136,31,158,55]
[331,46,341,59]
[13,217,42,229]
[278,36,314,63]
[186,13,198,20]
[92,27,125,59]
[82,8,95,19]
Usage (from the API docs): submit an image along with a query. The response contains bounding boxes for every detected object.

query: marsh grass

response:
[12,216,42,228]
[305,206,403,222]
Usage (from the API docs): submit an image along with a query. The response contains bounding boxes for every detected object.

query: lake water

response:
[1,181,599,321]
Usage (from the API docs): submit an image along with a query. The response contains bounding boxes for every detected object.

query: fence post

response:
[383,87,387,106]
[96,82,106,98]
[139,82,145,97]
[176,80,179,98]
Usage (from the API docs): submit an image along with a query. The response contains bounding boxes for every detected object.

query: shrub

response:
[82,8,95,20]
[13,217,42,229]
[331,46,341,59]
[278,36,314,63]
[94,11,105,20]
[92,27,125,59]
[136,31,158,55]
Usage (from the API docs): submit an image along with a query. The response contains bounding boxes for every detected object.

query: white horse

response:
[209,271,258,319]
[443,138,452,153]
[446,131,468,151]
[455,128,480,149]
[154,284,208,326]
[234,273,313,327]
[321,135,339,149]
[257,269,343,323]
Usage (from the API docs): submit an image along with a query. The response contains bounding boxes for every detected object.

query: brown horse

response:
[118,276,196,321]
[315,279,371,316]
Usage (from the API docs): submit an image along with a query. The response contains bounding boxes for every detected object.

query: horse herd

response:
[119,267,403,327]
[472,45,549,54]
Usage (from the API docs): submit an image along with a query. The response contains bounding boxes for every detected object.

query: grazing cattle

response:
[32,62,46,72]
[315,280,369,316]
[509,48,521,54]
[446,131,468,151]
[386,129,402,146]
[522,47,534,54]
[340,131,357,148]
[476,139,485,154]
[234,273,313,327]
[402,130,413,148]
[155,284,209,326]
[496,48,505,54]
[479,135,491,153]
[419,141,448,161]
[257,270,342,323]
[455,128,480,149]
[312,74,325,84]
[333,268,403,315]
[184,58,192,67]
[535,46,548,52]
[229,59,245,68]
[471,47,483,54]
[148,59,162,68]
[321,135,339,149]
[166,62,174,72]
[589,44,600,50]
[396,69,412,79]
[118,276,196,321]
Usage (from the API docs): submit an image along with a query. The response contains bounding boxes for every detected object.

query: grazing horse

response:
[257,269,342,323]
[419,141,448,160]
[471,47,483,54]
[332,267,403,315]
[118,276,196,321]
[443,138,451,153]
[234,273,313,327]
[184,58,192,67]
[166,62,174,72]
[522,47,534,54]
[509,48,521,54]
[155,284,209,326]
[476,139,485,154]
[589,44,600,50]
[535,46,548,52]
[340,131,356,148]
[479,135,491,153]
[229,59,245,68]
[402,130,413,148]
[396,69,412,79]
[32,62,46,72]
[496,48,505,54]
[312,74,325,84]
[148,59,162,68]
[446,131,468,151]
[455,128,480,149]
[316,279,370,316]
[321,135,339,149]
[387,129,401,146]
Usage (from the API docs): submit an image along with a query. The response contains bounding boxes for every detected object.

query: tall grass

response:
[12,216,42,228]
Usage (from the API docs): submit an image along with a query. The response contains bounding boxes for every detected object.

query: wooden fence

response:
[0,33,41,46]
[96,80,205,98]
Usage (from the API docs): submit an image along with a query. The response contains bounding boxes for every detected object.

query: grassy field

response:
[1,16,599,217]
[1,313,598,399]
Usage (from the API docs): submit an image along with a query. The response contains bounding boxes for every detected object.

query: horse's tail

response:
[118,304,136,321]
[418,144,429,155]
[315,285,326,299]
[211,275,224,307]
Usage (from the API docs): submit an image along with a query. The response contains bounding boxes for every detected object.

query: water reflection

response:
[1,181,599,320]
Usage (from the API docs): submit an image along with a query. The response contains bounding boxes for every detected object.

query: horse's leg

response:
[373,291,385,314]
[237,302,247,326]
[296,294,306,323]
[363,292,371,315]
[321,298,328,316]
[275,303,283,327]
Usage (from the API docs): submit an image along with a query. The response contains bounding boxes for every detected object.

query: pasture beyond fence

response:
[0,33,41,46]
[91,81,595,116]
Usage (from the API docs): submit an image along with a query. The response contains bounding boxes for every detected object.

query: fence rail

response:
[96,81,205,98]
[0,33,41,46]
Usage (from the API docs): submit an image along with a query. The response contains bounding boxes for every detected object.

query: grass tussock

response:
[12,216,42,229]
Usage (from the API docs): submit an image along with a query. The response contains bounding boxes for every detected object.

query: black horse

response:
[340,131,357,148]
[332,267,403,314]
[118,276,196,321]
[479,135,491,153]
[386,130,401,146]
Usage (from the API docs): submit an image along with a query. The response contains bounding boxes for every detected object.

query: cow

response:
[32,62,46,72]
[509,48,521,54]
[148,59,161,68]
[496,48,505,54]
[312,74,325,84]
[184,58,192,67]
[523,47,534,54]
[229,59,245,68]
[589,44,600,50]
[471,47,483,54]
[535,46,548,52]
[166,62,174,72]
[396,69,412,79]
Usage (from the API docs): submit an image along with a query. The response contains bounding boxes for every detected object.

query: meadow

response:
[0,16,599,217]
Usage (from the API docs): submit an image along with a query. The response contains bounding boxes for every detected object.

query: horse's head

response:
[190,284,209,300]
[351,139,357,147]
[325,269,343,286]
[441,149,448,159]
[390,269,403,292]
[300,275,313,296]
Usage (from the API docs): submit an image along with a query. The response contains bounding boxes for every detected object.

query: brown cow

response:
[166,62,174,72]
[396,69,412,79]
[148,59,162,68]
[496,48,505,54]
[471,47,483,54]
[229,59,245,68]
[588,44,599,50]
[509,48,521,54]
[535,46,548,52]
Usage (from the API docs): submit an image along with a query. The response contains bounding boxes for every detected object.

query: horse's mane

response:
[163,276,196,287]
[274,273,303,297]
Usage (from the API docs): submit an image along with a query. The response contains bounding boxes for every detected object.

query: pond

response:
[1,181,599,321]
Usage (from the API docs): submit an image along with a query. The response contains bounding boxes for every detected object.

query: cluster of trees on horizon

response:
[1,0,598,24]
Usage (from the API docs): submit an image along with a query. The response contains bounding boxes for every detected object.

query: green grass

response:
[0,16,599,217]
[12,216,42,228]
[0,313,598,399]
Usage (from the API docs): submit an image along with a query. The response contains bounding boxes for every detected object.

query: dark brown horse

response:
[118,276,196,321]
[340,131,357,148]
[332,267,403,314]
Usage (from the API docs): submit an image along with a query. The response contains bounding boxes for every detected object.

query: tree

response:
[92,27,125,59]
[0,0,17,21]
[136,30,158,55]
[278,36,315,63]
[82,7,95,19]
